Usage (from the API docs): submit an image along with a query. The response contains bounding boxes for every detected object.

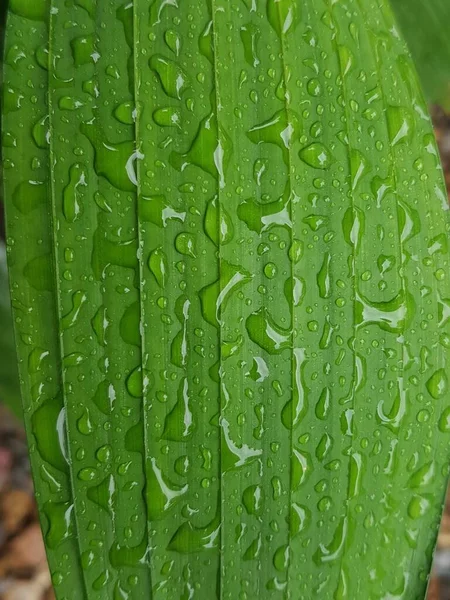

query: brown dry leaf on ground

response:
[427,576,441,600]
[1,490,34,538]
[42,586,55,600]
[0,408,53,600]
[432,106,450,200]
[0,523,46,578]
[437,491,450,550]
[0,518,53,600]
[2,567,51,600]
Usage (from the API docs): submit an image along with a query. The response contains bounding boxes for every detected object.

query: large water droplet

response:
[149,54,188,99]
[299,143,333,170]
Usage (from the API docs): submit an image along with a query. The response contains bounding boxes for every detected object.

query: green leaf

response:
[390,0,450,107]
[0,243,22,419]
[0,1,22,420]
[3,0,450,599]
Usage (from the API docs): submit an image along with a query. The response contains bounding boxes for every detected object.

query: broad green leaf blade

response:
[0,243,22,420]
[2,3,86,595]
[390,0,450,108]
[3,1,450,599]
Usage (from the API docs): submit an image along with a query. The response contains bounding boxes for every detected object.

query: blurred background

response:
[1,2,450,599]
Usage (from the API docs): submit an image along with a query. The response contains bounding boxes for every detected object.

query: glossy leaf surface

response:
[0,243,21,419]
[3,1,450,599]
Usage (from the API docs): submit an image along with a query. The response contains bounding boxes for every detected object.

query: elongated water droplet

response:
[164,29,182,55]
[267,0,300,36]
[149,54,188,99]
[148,248,168,287]
[63,164,87,223]
[240,22,260,67]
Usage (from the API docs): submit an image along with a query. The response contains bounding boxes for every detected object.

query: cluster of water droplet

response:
[3,0,450,598]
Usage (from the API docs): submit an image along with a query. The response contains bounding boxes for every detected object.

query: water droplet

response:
[145,457,188,520]
[315,433,333,462]
[162,379,193,441]
[199,19,213,62]
[267,0,300,36]
[242,484,264,516]
[240,22,260,67]
[71,34,98,67]
[171,296,191,368]
[93,380,116,415]
[59,96,84,111]
[313,517,348,564]
[63,164,87,223]
[167,511,220,553]
[9,0,47,20]
[3,86,23,115]
[289,239,303,263]
[114,102,135,125]
[87,475,116,515]
[148,248,169,287]
[13,180,47,214]
[350,149,370,190]
[149,54,188,99]
[338,45,353,77]
[377,254,396,275]
[43,501,74,549]
[204,195,234,246]
[408,461,435,488]
[170,112,232,188]
[175,232,197,258]
[238,188,292,234]
[317,252,332,298]
[81,122,136,192]
[246,308,291,354]
[305,78,321,97]
[140,194,186,228]
[315,387,331,420]
[355,289,415,334]
[77,408,94,435]
[439,407,450,432]
[291,448,311,489]
[32,115,49,148]
[426,369,448,399]
[63,352,86,367]
[126,365,153,398]
[303,214,328,231]
[264,262,277,279]
[386,106,414,146]
[199,261,251,327]
[299,142,333,169]
[247,109,301,164]
[120,302,141,346]
[61,291,87,330]
[164,29,182,55]
[408,494,432,520]
[75,0,94,16]
[153,106,182,128]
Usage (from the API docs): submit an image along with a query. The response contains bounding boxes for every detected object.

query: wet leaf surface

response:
[3,1,450,599]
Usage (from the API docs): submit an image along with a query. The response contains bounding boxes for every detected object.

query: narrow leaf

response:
[0,244,22,419]
[390,0,450,108]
